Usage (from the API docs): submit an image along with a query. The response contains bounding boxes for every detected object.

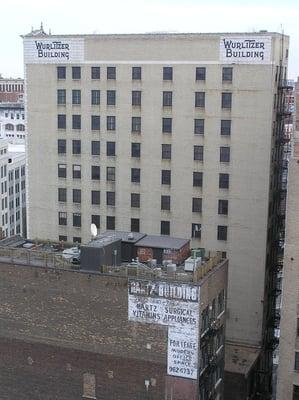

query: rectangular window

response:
[194,145,204,161]
[91,215,100,228]
[161,195,171,211]
[58,139,66,154]
[57,89,66,105]
[91,90,100,105]
[57,66,66,79]
[132,91,142,106]
[72,164,81,179]
[163,91,172,107]
[59,235,67,242]
[132,117,141,133]
[106,216,115,230]
[196,67,206,81]
[163,67,173,81]
[221,120,231,136]
[107,90,116,106]
[222,67,233,82]
[91,141,100,155]
[73,212,81,227]
[217,225,228,241]
[106,167,115,182]
[218,290,225,314]
[106,191,115,206]
[72,89,81,105]
[131,143,141,158]
[91,165,100,180]
[73,237,81,244]
[91,190,100,205]
[195,92,205,107]
[192,198,202,213]
[194,119,204,135]
[58,211,67,225]
[57,114,66,129]
[58,163,67,178]
[131,193,140,208]
[132,67,142,80]
[107,66,116,80]
[293,385,299,400]
[161,170,171,185]
[91,66,100,79]
[72,114,81,129]
[73,189,81,203]
[91,115,100,130]
[220,146,230,162]
[193,172,203,187]
[161,221,170,235]
[131,168,140,183]
[107,141,116,156]
[219,173,229,189]
[222,92,232,109]
[107,116,116,130]
[162,144,171,160]
[131,218,140,232]
[192,223,201,239]
[218,199,228,215]
[58,188,67,202]
[162,118,172,133]
[72,140,81,155]
[295,353,299,371]
[72,67,81,80]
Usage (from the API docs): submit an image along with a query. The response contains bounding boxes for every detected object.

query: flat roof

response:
[102,230,146,243]
[225,343,261,378]
[135,235,189,250]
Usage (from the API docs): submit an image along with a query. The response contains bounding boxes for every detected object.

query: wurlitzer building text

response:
[23,30,290,398]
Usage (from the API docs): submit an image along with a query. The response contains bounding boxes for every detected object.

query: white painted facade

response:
[24,32,289,348]
[0,104,26,144]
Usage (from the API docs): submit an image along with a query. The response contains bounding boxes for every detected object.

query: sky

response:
[1,0,299,79]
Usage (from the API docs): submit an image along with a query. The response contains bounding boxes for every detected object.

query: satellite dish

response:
[91,223,98,238]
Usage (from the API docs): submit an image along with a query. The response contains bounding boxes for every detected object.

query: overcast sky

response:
[1,0,298,79]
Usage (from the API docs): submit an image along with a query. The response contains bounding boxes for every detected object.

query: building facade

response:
[24,32,289,397]
[0,139,26,238]
[0,102,26,144]
[0,77,24,103]
[0,247,228,400]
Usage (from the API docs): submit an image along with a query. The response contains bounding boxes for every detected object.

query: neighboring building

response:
[0,102,26,144]
[0,139,26,238]
[0,244,228,400]
[0,77,24,103]
[23,31,290,398]
[276,143,299,396]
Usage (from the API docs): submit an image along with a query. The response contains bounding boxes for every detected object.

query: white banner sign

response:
[220,36,271,64]
[24,38,84,64]
[128,295,199,330]
[167,327,198,380]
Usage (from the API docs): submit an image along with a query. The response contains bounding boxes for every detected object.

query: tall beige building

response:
[23,31,289,398]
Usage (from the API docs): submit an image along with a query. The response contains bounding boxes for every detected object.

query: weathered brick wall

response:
[0,337,165,400]
[0,262,167,363]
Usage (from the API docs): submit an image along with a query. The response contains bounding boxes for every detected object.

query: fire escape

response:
[255,74,293,399]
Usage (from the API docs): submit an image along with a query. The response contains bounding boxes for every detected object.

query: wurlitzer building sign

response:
[128,279,200,380]
[220,36,271,64]
[23,38,84,63]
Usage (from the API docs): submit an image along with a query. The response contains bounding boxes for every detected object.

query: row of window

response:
[58,139,231,162]
[57,114,231,135]
[57,89,232,109]
[57,66,233,82]
[4,123,25,132]
[58,163,230,188]
[3,112,25,120]
[57,212,228,239]
[58,188,228,214]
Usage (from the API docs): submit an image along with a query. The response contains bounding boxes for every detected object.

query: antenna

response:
[91,223,98,238]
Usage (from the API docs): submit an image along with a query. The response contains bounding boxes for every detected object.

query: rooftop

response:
[225,343,260,378]
[134,234,189,249]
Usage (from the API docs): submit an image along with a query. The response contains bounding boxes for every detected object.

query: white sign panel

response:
[220,36,271,64]
[167,327,198,380]
[24,38,84,64]
[128,295,199,329]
